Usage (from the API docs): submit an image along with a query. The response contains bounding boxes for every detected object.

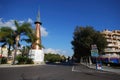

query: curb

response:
[80,63,120,74]
[0,64,45,68]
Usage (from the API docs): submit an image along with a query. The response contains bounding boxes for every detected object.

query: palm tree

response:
[0,20,44,64]
[0,27,14,57]
[0,21,33,64]
[12,21,33,64]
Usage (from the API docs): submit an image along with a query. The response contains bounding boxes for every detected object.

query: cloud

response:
[27,18,33,23]
[44,48,60,54]
[41,26,48,37]
[44,48,67,56]
[0,18,16,30]
[0,18,48,37]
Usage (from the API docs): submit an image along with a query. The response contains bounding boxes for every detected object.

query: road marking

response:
[72,66,82,72]
[72,66,74,71]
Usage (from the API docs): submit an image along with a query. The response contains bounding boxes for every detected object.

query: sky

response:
[0,0,120,56]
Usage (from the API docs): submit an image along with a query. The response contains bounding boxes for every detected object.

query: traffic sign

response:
[91,50,99,57]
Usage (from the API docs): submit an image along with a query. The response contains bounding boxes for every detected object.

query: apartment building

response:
[0,46,8,57]
[101,29,120,63]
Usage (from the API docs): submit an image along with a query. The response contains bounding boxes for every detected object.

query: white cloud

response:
[0,18,48,37]
[19,20,24,24]
[0,18,16,30]
[27,18,33,23]
[41,26,48,37]
[44,48,60,54]
[43,48,67,56]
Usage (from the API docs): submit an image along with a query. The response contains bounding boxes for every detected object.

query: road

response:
[0,63,120,80]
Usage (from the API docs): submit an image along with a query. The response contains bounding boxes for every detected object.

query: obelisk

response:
[29,10,44,64]
[34,10,42,50]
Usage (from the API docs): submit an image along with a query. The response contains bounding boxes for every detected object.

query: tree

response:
[44,53,62,63]
[0,21,33,64]
[71,26,108,62]
[0,27,14,56]
[12,21,33,64]
[21,46,29,56]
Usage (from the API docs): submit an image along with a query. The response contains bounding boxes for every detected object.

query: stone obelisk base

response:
[29,49,44,64]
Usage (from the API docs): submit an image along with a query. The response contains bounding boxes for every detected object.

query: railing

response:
[107,44,119,47]
[104,49,120,52]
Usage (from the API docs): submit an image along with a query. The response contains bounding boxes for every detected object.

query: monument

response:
[29,10,44,64]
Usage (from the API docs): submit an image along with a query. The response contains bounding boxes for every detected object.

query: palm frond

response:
[21,38,32,43]
[17,22,32,34]
[14,20,19,30]
[0,27,14,42]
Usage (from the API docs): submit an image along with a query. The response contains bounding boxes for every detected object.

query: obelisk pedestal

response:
[29,49,44,64]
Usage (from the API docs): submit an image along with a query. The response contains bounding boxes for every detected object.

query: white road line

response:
[72,66,74,71]
[72,66,82,72]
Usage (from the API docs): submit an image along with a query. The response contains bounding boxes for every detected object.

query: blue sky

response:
[0,0,120,56]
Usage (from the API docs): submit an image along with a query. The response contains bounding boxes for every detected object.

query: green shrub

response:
[26,58,34,64]
[0,57,7,64]
[44,53,61,63]
[16,54,33,64]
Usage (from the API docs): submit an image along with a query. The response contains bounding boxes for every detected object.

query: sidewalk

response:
[81,63,120,74]
[0,64,44,68]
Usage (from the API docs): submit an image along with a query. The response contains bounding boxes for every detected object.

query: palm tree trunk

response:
[12,35,19,65]
[8,44,11,57]
[0,47,3,64]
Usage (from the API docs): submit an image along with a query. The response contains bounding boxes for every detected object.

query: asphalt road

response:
[0,63,120,80]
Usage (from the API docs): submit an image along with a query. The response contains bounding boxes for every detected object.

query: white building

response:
[0,46,8,57]
[101,29,120,63]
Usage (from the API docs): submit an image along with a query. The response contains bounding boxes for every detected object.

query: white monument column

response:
[29,10,44,64]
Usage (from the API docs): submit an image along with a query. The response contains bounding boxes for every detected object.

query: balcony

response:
[116,37,120,40]
[107,44,119,48]
[104,49,120,52]
[106,39,117,42]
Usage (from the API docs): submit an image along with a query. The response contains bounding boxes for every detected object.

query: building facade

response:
[0,46,8,57]
[101,29,120,63]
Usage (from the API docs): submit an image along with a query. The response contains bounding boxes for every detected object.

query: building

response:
[11,49,22,57]
[101,29,120,63]
[0,46,8,57]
